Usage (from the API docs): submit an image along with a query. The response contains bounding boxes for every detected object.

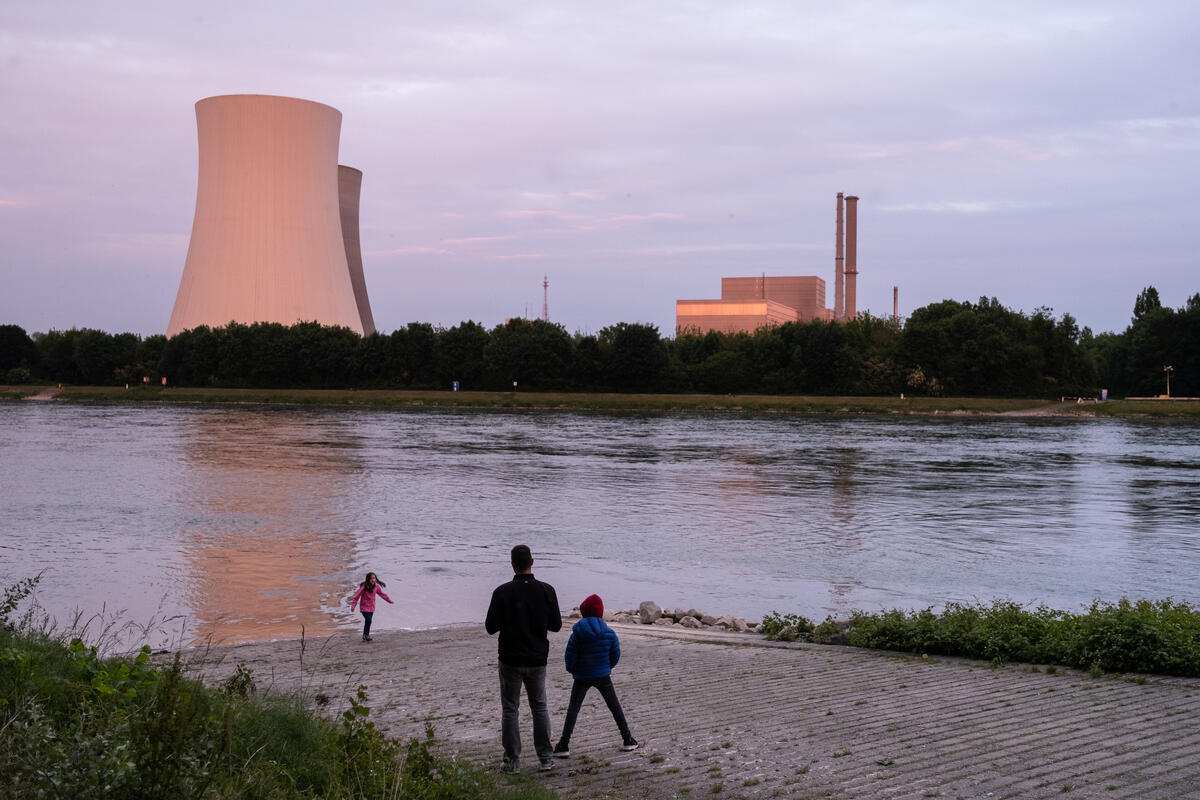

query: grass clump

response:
[782,598,1200,676]
[0,578,556,800]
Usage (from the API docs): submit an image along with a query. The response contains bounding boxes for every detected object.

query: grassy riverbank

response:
[1055,398,1200,417]
[8,384,1200,416]
[0,579,553,800]
[0,384,1088,413]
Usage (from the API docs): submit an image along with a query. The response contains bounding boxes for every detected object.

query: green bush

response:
[759,612,815,642]
[773,598,1200,677]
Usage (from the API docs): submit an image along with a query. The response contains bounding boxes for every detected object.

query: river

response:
[1,402,1197,648]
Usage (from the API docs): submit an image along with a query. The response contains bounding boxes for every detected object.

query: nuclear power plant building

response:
[676,276,832,335]
[167,94,375,338]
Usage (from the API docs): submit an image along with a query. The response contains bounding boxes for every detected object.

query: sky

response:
[1,1,1197,338]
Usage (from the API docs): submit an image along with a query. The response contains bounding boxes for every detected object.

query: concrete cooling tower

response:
[167,94,372,337]
[338,165,376,336]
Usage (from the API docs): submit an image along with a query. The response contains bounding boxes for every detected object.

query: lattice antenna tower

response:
[542,275,550,322]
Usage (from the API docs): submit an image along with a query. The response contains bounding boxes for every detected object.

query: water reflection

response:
[177,409,361,644]
[4,404,1199,645]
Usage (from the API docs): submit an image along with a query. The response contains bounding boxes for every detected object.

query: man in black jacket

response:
[485,544,562,772]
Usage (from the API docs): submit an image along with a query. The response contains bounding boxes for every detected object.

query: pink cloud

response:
[501,209,564,219]
[368,245,452,256]
[488,252,549,261]
[607,212,684,223]
[441,234,517,245]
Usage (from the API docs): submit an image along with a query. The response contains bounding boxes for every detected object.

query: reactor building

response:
[675,193,861,335]
[166,94,376,338]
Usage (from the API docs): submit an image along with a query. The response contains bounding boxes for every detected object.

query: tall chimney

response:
[834,192,844,320]
[893,285,899,327]
[844,195,859,319]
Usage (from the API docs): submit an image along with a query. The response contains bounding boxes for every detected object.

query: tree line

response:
[2,287,1195,398]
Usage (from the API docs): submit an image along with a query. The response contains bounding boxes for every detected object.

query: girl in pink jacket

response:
[350,572,393,642]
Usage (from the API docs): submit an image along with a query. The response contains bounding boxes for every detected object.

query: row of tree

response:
[2,288,1195,397]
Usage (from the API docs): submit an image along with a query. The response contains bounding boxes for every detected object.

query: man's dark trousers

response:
[499,663,552,765]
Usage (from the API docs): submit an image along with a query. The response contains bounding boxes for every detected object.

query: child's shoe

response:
[621,736,639,751]
[553,743,570,758]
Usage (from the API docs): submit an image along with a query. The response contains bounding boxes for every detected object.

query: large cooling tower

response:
[338,165,376,336]
[167,94,366,337]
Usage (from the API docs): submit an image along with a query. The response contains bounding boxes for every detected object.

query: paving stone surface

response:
[178,623,1200,800]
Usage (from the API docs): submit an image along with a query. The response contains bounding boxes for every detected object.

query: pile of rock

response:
[567,600,758,634]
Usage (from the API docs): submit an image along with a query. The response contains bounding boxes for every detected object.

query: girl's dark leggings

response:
[361,611,373,637]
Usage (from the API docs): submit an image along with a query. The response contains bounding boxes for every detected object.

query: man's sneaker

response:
[621,737,639,751]
[538,760,554,772]
[553,744,570,758]
[500,759,519,774]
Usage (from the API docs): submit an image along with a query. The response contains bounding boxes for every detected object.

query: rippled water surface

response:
[2,402,1198,646]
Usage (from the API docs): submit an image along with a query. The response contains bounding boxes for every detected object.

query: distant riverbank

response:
[5,384,1200,417]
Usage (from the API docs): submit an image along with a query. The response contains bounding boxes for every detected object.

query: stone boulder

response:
[653,617,675,626]
[700,614,717,626]
[638,600,662,624]
[679,615,702,629]
[687,608,704,620]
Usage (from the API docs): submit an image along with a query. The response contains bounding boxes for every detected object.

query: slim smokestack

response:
[893,285,899,326]
[834,192,844,320]
[844,195,859,319]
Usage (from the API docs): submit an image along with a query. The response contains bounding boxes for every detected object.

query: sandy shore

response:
[172,621,1200,800]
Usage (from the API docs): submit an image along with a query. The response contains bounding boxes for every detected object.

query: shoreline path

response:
[180,623,1200,800]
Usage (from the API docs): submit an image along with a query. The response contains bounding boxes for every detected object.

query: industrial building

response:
[167,94,375,337]
[676,276,832,334]
[675,193,861,335]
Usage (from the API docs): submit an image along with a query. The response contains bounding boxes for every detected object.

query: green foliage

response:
[434,320,490,389]
[1133,286,1162,320]
[759,612,815,642]
[484,318,575,390]
[0,579,561,799]
[816,598,1200,676]
[599,322,669,392]
[1,575,39,627]
[220,662,255,699]
[1071,599,1200,676]
[337,685,402,794]
[1087,285,1200,397]
[0,324,38,378]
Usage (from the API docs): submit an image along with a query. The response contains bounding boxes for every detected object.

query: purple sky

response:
[2,2,1197,338]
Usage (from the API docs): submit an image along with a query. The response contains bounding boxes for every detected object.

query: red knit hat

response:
[580,594,604,618]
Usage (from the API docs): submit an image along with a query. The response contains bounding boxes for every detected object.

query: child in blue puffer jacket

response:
[553,594,638,757]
